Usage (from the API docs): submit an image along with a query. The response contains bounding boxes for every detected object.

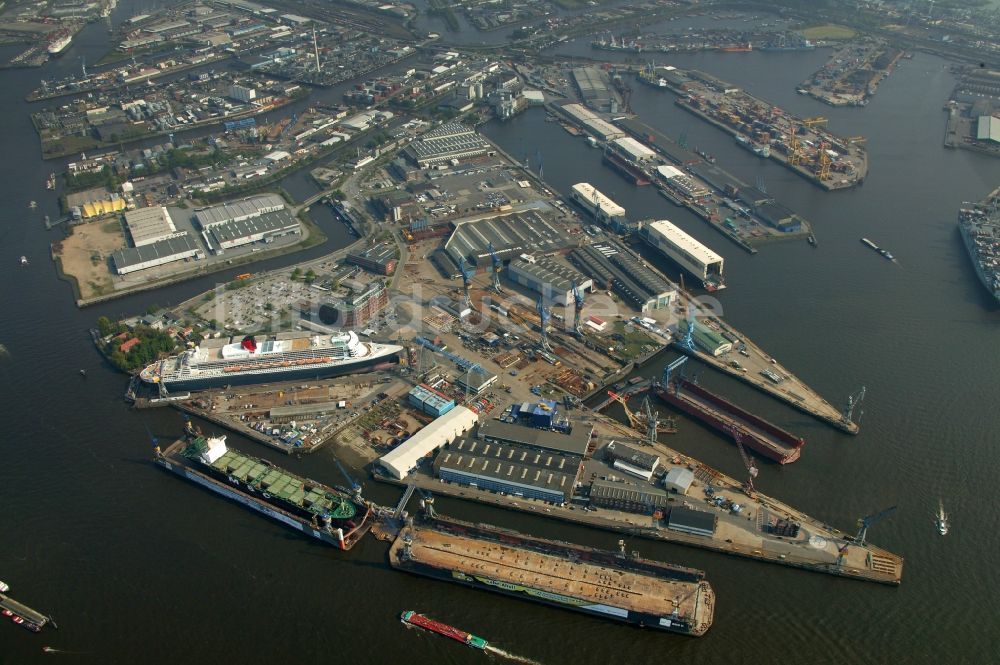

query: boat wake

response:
[43,647,89,654]
[485,645,545,665]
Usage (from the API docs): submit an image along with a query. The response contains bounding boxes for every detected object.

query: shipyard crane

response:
[816,140,832,180]
[571,281,584,336]
[802,116,828,128]
[729,426,758,498]
[536,296,552,352]
[788,131,802,166]
[606,390,677,435]
[487,241,502,293]
[854,506,897,546]
[334,456,362,498]
[458,256,474,311]
[279,112,297,140]
[842,386,866,426]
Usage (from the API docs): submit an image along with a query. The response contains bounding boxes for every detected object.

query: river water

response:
[1,7,998,665]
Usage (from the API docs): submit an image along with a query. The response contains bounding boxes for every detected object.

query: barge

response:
[389,513,715,636]
[154,433,372,549]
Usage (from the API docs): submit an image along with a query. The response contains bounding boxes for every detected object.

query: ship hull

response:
[148,354,397,391]
[959,223,1000,304]
[155,455,368,549]
[602,152,651,186]
[394,559,699,635]
[654,382,802,464]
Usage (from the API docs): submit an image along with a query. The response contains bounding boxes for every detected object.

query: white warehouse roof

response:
[647,220,722,266]
[379,406,479,479]
[657,164,685,179]
[613,137,656,161]
[572,182,625,217]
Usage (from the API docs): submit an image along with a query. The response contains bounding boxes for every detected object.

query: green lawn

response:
[796,25,857,40]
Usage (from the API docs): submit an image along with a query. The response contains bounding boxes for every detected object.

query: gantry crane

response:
[854,506,897,546]
[487,241,502,293]
[802,116,828,128]
[536,296,552,352]
[788,131,802,166]
[606,390,677,436]
[458,256,473,311]
[816,140,832,180]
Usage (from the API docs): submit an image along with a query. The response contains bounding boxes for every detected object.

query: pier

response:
[1,593,52,630]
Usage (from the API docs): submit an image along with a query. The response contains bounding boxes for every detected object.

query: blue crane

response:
[854,506,897,546]
[458,256,474,311]
[279,112,297,140]
[571,281,584,336]
[487,242,502,293]
[536,296,552,352]
[333,456,362,497]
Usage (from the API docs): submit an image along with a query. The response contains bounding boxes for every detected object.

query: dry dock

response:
[389,515,714,635]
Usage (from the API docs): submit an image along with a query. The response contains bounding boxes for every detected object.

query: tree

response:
[304,269,317,284]
[97,316,115,337]
[291,267,302,281]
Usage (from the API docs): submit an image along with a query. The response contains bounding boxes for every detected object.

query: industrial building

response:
[666,505,716,537]
[405,122,495,167]
[509,399,571,432]
[478,419,592,457]
[977,115,1000,144]
[570,183,626,226]
[572,67,614,112]
[317,281,388,328]
[454,366,498,395]
[124,206,181,247]
[379,406,479,479]
[443,210,573,269]
[656,165,711,199]
[205,212,301,252]
[676,318,733,356]
[640,220,724,289]
[589,479,669,513]
[506,256,592,305]
[569,239,676,312]
[604,441,660,482]
[268,401,341,423]
[110,233,204,275]
[408,384,456,417]
[346,242,397,275]
[664,467,695,495]
[193,194,287,229]
[434,438,581,503]
[65,187,127,220]
[556,103,625,141]
[611,137,656,162]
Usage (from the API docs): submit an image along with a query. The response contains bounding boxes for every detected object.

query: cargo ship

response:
[861,237,894,261]
[400,611,488,649]
[389,513,714,636]
[140,331,401,390]
[654,377,803,464]
[154,432,372,549]
[602,150,651,186]
[719,42,752,52]
[958,206,1000,304]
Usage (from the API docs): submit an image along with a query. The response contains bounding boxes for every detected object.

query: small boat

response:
[807,234,816,247]
[79,369,87,377]
[20,256,28,266]
[0,580,8,593]
[400,611,488,650]
[936,499,949,536]
[28,201,37,210]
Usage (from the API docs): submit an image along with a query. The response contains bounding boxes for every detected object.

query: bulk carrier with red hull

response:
[654,377,804,464]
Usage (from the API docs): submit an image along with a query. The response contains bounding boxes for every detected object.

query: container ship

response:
[958,206,1000,304]
[654,377,803,464]
[155,432,372,549]
[389,513,715,636]
[400,611,488,649]
[140,331,401,390]
[602,150,651,186]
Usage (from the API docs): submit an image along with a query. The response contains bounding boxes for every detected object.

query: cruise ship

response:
[47,33,72,55]
[958,206,1000,304]
[140,331,402,390]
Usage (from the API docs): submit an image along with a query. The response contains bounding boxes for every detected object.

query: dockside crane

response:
[842,386,866,426]
[816,140,832,180]
[729,426,758,498]
[854,506,897,546]
[571,281,584,336]
[334,456,362,499]
[487,241,502,293]
[458,256,474,311]
[536,296,552,352]
[643,395,660,445]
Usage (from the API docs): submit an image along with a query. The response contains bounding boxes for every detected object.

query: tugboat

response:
[936,499,949,536]
[807,234,817,247]
[20,256,28,266]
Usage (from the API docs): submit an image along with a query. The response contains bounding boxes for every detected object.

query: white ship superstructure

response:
[141,331,401,389]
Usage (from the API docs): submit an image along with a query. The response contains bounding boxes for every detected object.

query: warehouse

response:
[570,183,626,226]
[667,505,716,537]
[589,479,669,514]
[977,115,1000,144]
[676,318,732,356]
[379,406,479,479]
[604,440,660,482]
[346,242,398,275]
[454,366,498,395]
[640,220,724,290]
[268,401,341,423]
[611,137,656,162]
[663,467,694,495]
[554,103,625,140]
[124,206,181,247]
[408,384,456,417]
[506,256,592,305]
[569,240,676,312]
[656,165,710,199]
[405,122,495,167]
[111,233,204,275]
[193,194,287,229]
[206,211,301,252]
[478,419,592,457]
[444,210,573,269]
[434,438,580,503]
